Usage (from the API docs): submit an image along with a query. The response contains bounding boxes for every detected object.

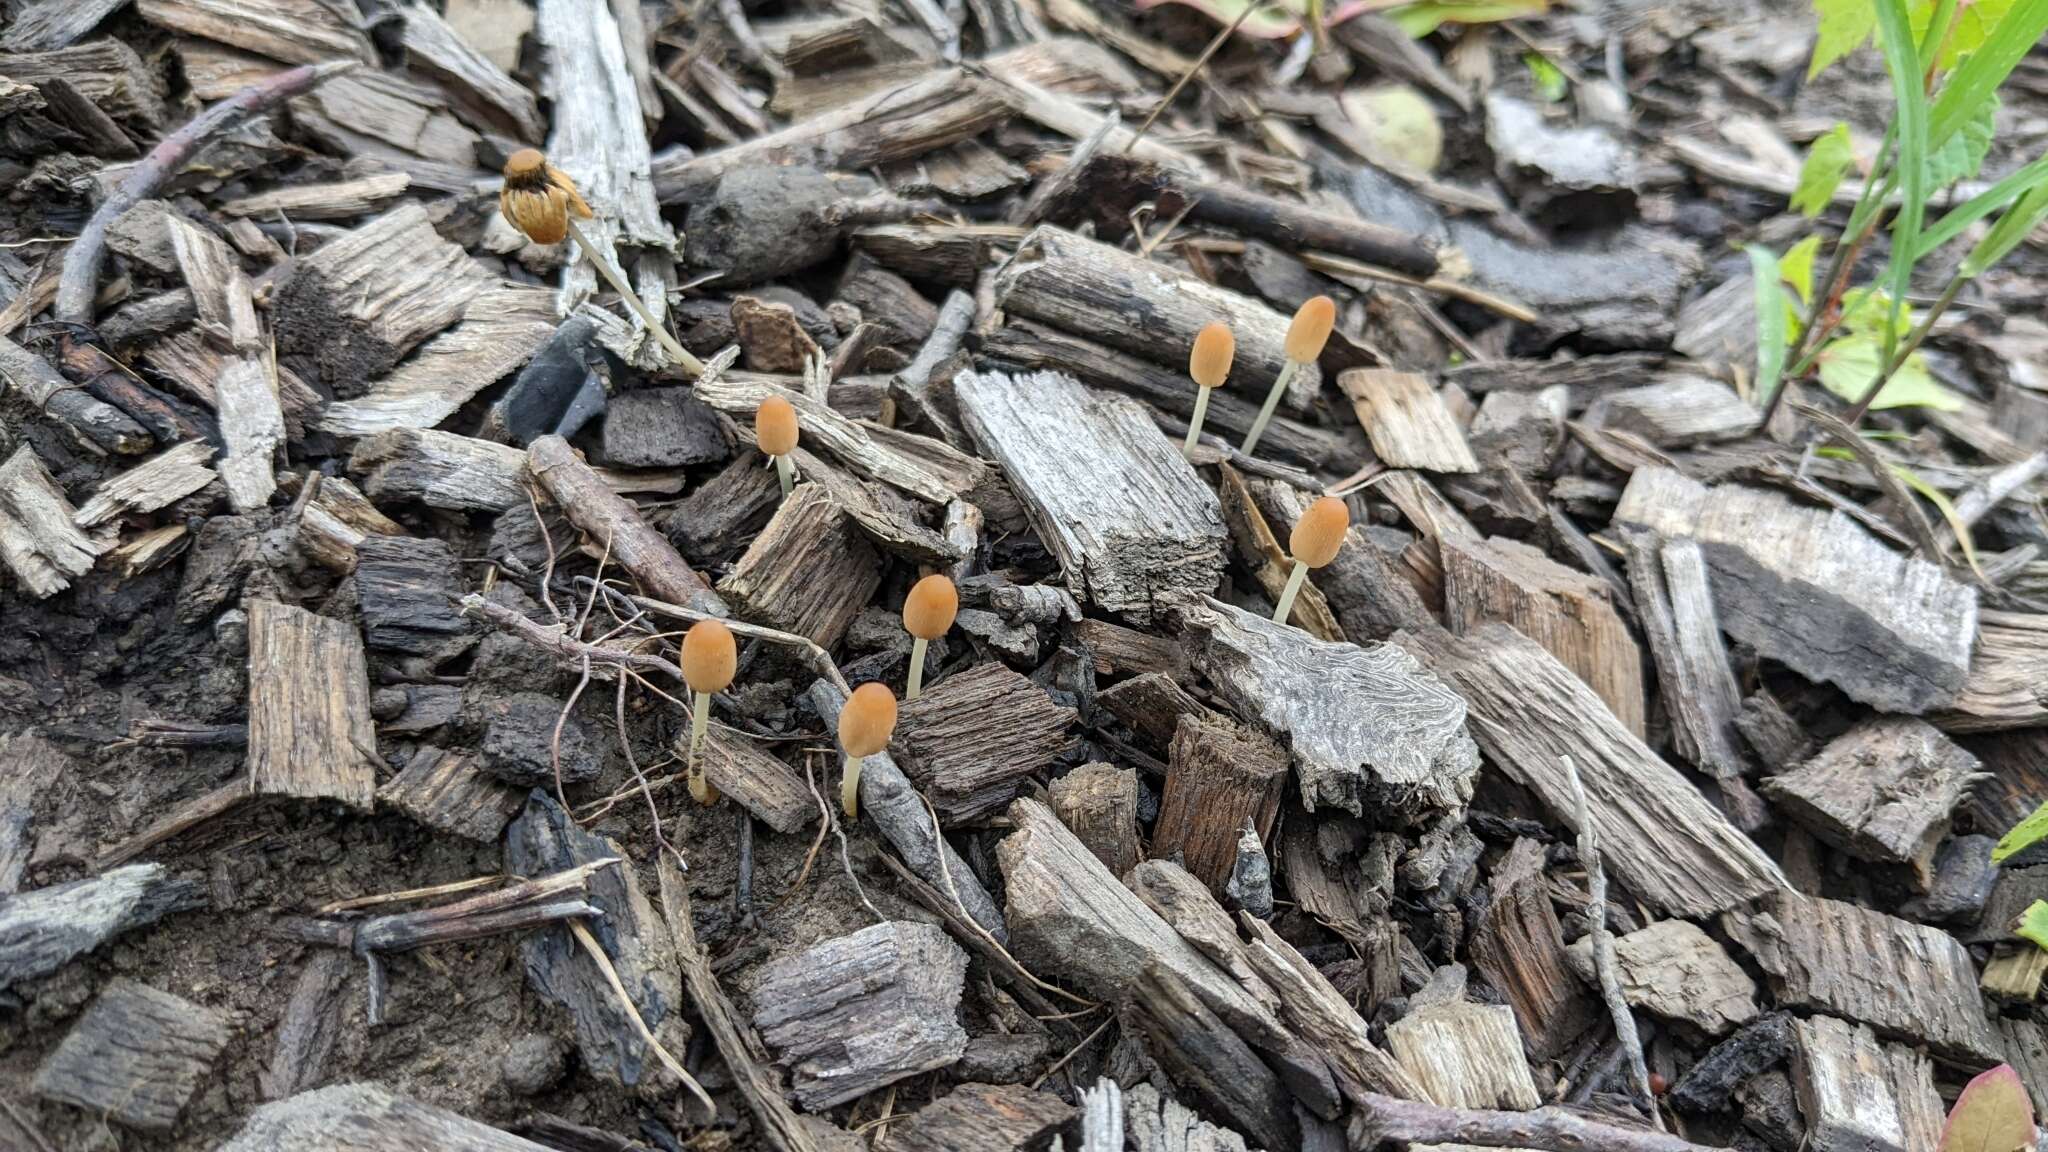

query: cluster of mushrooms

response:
[499,150,1356,826]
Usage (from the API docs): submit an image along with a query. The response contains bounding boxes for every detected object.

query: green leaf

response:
[1748,245,1790,406]
[1387,0,1546,36]
[1965,178,2048,276]
[1781,235,1823,305]
[1793,124,1856,215]
[1925,95,1997,189]
[1892,461,1986,579]
[1919,153,2048,257]
[1995,801,2048,863]
[1929,0,2048,151]
[1940,1064,2039,1152]
[1810,0,1878,77]
[1873,0,1929,366]
[1524,51,1569,101]
[1813,332,1960,410]
[1913,0,2015,67]
[2020,903,2048,951]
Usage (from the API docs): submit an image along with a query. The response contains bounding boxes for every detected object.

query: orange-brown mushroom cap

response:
[1289,496,1350,569]
[499,149,592,245]
[903,574,959,641]
[839,682,898,758]
[756,395,799,457]
[1285,296,1337,364]
[1189,323,1235,389]
[681,619,737,694]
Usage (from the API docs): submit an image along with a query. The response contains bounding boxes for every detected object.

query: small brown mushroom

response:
[681,618,736,804]
[837,682,898,819]
[1275,495,1348,626]
[1241,295,1334,457]
[1184,322,1235,458]
[755,395,799,498]
[901,573,958,701]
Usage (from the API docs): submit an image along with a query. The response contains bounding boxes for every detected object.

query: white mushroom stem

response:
[841,751,865,820]
[773,452,795,497]
[907,637,930,700]
[564,218,707,376]
[1183,386,1214,458]
[687,689,714,803]
[1240,360,1300,457]
[1272,559,1309,625]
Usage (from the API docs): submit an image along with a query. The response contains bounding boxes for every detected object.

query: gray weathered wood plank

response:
[33,978,230,1133]
[247,599,377,809]
[221,1083,554,1151]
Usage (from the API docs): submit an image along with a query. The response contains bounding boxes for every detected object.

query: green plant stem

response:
[1843,272,1965,426]
[1272,559,1309,626]
[565,219,707,376]
[907,637,929,700]
[1239,360,1299,457]
[1184,385,1214,458]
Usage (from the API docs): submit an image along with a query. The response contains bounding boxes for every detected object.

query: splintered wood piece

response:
[0,864,202,990]
[1236,914,1426,1102]
[892,1083,1078,1152]
[1217,464,1341,642]
[354,535,474,658]
[892,661,1077,823]
[1098,671,1215,748]
[1615,466,1977,713]
[696,375,987,504]
[1441,533,1644,735]
[1398,622,1786,918]
[1184,598,1478,821]
[0,39,165,126]
[73,440,216,528]
[994,227,1320,401]
[1075,618,1191,681]
[1790,1016,1946,1152]
[0,732,67,894]
[1725,892,2001,1063]
[652,68,1006,201]
[212,350,285,512]
[351,428,529,512]
[397,5,542,141]
[377,747,523,842]
[274,204,493,390]
[1125,860,1283,1018]
[33,979,229,1133]
[246,598,377,809]
[260,951,351,1101]
[0,445,112,597]
[1050,763,1142,879]
[1761,717,1983,882]
[1385,1001,1542,1113]
[1155,713,1288,895]
[135,0,373,65]
[1468,839,1597,1061]
[1563,919,1759,1036]
[219,172,412,220]
[1,0,130,51]
[1340,370,1479,473]
[294,476,403,572]
[290,71,485,191]
[222,1083,554,1151]
[694,727,818,834]
[998,797,1280,1034]
[1590,374,1756,446]
[0,333,150,454]
[1982,945,2048,1002]
[957,370,1225,625]
[1623,532,1751,798]
[661,452,779,561]
[319,286,558,436]
[1936,611,2048,732]
[749,920,968,1109]
[717,482,878,648]
[505,794,688,1091]
[530,434,725,614]
[1128,963,1300,1151]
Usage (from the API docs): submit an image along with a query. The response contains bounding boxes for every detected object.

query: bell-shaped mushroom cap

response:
[1289,496,1350,569]
[755,395,799,457]
[1189,322,1235,389]
[681,619,737,694]
[1284,295,1337,364]
[839,682,898,758]
[903,574,959,641]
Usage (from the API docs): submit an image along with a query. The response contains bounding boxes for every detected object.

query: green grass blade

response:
[1918,153,2048,257]
[1873,0,1927,364]
[1965,180,2048,276]
[1747,245,1789,405]
[1929,0,2048,148]
[1892,460,1985,579]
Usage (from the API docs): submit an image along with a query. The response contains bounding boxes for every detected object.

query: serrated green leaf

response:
[1814,332,1960,409]
[1811,0,1878,76]
[1892,461,1986,579]
[1748,245,1790,406]
[1925,95,1997,189]
[1914,0,2015,67]
[1995,801,2048,863]
[1793,124,1856,215]
[1940,1064,2039,1152]
[1387,0,1546,36]
[1929,0,2048,151]
[1781,235,1823,305]
[1837,287,1915,344]
[1524,52,1569,101]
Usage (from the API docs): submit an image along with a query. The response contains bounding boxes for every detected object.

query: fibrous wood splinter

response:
[681,618,736,805]
[1184,322,1235,458]
[901,573,957,701]
[499,149,707,376]
[1241,295,1334,457]
[1276,495,1348,625]
[755,395,799,498]
[838,682,898,819]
